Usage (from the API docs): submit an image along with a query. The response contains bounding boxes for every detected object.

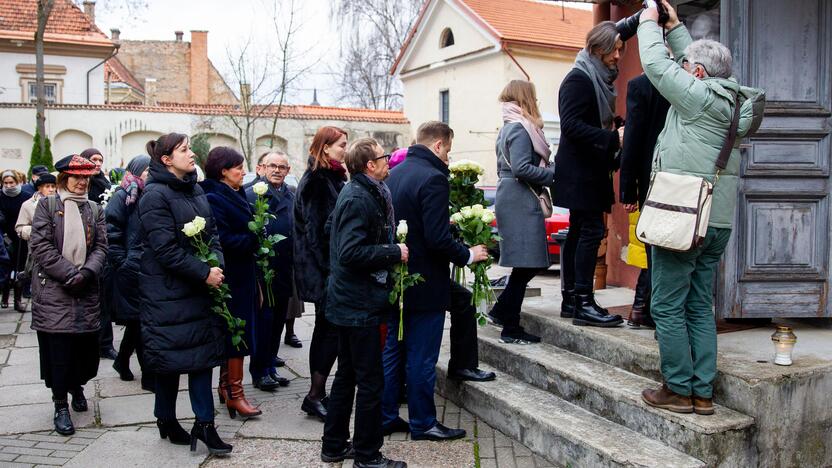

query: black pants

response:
[250,294,289,379]
[154,368,214,422]
[491,268,540,333]
[309,300,339,377]
[634,244,652,307]
[116,321,147,369]
[448,280,479,371]
[37,331,99,401]
[562,210,605,294]
[98,275,115,352]
[323,325,384,463]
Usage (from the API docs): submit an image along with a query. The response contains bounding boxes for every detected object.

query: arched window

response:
[440,28,455,48]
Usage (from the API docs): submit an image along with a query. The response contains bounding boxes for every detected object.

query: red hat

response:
[54,155,98,176]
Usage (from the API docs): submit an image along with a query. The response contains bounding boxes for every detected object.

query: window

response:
[439,90,449,124]
[27,82,58,104]
[440,28,455,48]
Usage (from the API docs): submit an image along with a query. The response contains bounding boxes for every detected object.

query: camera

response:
[616,0,671,42]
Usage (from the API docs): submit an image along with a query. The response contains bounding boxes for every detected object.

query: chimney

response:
[240,82,251,109]
[83,1,96,24]
[310,88,320,106]
[189,30,209,105]
[175,31,183,42]
[144,78,157,106]
[110,28,120,42]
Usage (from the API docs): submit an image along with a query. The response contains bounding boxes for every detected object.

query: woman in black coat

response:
[106,155,154,390]
[293,126,348,421]
[0,169,34,311]
[138,133,231,455]
[201,147,261,420]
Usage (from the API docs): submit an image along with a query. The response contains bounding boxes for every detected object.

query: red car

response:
[481,186,569,265]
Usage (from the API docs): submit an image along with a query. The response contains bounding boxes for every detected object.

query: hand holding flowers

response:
[249,182,286,307]
[451,204,500,325]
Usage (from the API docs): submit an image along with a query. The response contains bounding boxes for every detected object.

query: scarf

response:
[267,181,288,203]
[362,174,395,242]
[2,186,21,197]
[329,159,348,177]
[501,101,552,160]
[57,189,89,269]
[120,172,145,206]
[574,48,619,130]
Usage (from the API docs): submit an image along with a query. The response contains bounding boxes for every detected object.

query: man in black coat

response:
[322,138,407,468]
[553,21,625,328]
[246,151,295,390]
[620,74,670,328]
[381,121,488,441]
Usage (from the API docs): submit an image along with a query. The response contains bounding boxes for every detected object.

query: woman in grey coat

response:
[487,80,555,344]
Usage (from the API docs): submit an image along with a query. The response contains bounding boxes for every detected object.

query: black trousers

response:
[98,275,115,352]
[250,294,289,378]
[116,321,147,369]
[323,325,384,463]
[309,300,339,377]
[491,268,540,334]
[37,331,99,401]
[634,244,652,307]
[154,368,214,422]
[562,210,605,294]
[448,279,479,371]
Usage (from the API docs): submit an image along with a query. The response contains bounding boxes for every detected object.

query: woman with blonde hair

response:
[487,80,555,344]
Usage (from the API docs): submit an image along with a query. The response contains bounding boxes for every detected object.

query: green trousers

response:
[651,227,731,398]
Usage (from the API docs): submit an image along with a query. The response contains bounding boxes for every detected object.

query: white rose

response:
[481,211,495,224]
[252,181,268,196]
[451,212,463,224]
[472,204,484,216]
[192,216,206,233]
[397,219,408,238]
[182,221,198,237]
[461,207,473,218]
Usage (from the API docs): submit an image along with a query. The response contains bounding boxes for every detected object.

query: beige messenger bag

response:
[636,92,741,252]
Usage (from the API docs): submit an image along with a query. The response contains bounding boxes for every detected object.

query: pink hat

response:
[388,147,409,169]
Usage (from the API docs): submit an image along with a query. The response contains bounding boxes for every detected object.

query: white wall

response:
[0,52,106,105]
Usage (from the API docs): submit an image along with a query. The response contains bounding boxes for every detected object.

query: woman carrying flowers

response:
[139,133,232,455]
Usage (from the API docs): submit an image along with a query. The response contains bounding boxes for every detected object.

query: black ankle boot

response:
[573,293,623,327]
[53,400,75,435]
[157,419,190,445]
[190,421,232,455]
[70,387,88,412]
[560,289,576,318]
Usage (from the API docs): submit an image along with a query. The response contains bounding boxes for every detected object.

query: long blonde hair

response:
[499,80,543,128]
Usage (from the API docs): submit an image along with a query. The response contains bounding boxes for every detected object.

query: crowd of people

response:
[3,2,767,467]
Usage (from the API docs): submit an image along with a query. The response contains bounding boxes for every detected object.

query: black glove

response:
[64,269,94,296]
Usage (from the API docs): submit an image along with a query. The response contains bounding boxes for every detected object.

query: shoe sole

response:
[573,318,624,328]
[487,316,503,327]
[411,433,466,441]
[694,407,715,415]
[498,337,537,345]
[321,453,354,463]
[447,374,497,382]
[641,395,694,413]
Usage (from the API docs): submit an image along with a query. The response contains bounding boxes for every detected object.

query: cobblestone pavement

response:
[0,272,571,467]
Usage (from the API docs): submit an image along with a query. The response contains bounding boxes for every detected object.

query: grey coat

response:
[495,122,555,269]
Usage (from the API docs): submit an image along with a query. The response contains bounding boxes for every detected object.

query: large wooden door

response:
[717,0,832,318]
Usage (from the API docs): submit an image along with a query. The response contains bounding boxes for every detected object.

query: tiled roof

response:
[0,102,410,124]
[0,0,113,46]
[105,56,144,93]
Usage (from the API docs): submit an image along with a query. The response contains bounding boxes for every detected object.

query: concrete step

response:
[436,358,707,468]
[476,326,756,467]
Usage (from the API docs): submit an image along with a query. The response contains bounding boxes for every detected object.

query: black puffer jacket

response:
[293,162,346,303]
[105,187,143,323]
[138,162,226,374]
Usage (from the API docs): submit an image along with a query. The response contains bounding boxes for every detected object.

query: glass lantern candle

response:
[771,326,797,366]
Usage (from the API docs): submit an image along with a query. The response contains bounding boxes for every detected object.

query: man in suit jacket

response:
[620,74,670,328]
[382,121,488,441]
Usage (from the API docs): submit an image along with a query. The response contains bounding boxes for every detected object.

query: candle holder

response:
[771,326,797,366]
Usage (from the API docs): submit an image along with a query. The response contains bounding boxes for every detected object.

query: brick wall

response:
[189,31,209,104]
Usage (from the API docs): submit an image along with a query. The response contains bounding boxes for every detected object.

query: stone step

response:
[476,326,756,467]
[436,358,707,468]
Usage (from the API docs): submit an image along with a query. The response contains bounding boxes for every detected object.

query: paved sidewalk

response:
[0,273,582,467]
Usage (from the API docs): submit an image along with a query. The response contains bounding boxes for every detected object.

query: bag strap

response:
[715,91,742,171]
[500,142,546,199]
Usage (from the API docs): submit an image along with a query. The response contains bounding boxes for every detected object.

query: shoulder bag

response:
[500,147,553,218]
[636,92,741,252]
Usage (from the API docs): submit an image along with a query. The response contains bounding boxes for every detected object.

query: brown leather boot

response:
[217,364,229,404]
[225,357,262,419]
[693,396,714,415]
[642,384,693,413]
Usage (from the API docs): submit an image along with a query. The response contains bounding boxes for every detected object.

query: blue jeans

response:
[154,368,214,422]
[381,310,444,434]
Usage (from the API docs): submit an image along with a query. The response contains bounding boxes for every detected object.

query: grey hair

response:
[586,21,621,56]
[684,39,733,78]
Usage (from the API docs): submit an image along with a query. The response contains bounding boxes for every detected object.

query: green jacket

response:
[637,21,765,228]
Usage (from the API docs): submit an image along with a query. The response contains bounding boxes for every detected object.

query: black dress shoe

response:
[560,289,576,318]
[113,360,134,381]
[486,311,503,327]
[499,329,541,345]
[382,417,410,436]
[274,356,286,367]
[355,454,407,468]
[269,370,291,386]
[301,396,327,421]
[411,422,466,441]
[157,418,190,445]
[573,294,623,328]
[448,368,496,382]
[284,334,303,348]
[254,375,280,391]
[321,442,355,462]
[100,348,118,360]
[53,407,75,435]
[70,388,88,412]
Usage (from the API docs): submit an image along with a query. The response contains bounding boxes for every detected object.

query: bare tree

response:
[330,0,422,110]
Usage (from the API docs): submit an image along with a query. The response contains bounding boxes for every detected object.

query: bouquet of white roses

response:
[451,204,499,325]
[183,216,247,349]
[388,220,424,340]
[249,182,286,307]
[448,159,488,215]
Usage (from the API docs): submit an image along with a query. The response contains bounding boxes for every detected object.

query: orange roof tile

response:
[0,102,410,124]
[0,0,112,46]
[105,56,144,93]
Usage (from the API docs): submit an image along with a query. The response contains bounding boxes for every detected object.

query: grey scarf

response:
[574,49,618,130]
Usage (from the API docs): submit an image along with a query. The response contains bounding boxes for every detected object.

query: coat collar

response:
[200,178,251,213]
[408,144,449,176]
[147,161,198,193]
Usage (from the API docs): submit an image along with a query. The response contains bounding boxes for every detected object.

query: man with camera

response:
[637,1,764,415]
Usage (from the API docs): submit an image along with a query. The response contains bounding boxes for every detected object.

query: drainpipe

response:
[502,43,530,80]
[86,44,120,104]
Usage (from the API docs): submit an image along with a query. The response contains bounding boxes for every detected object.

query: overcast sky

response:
[94,0,341,106]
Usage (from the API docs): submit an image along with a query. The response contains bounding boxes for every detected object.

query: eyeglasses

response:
[682,59,710,76]
[265,164,290,171]
[373,154,391,162]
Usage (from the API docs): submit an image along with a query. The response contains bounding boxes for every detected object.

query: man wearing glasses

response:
[246,151,296,391]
